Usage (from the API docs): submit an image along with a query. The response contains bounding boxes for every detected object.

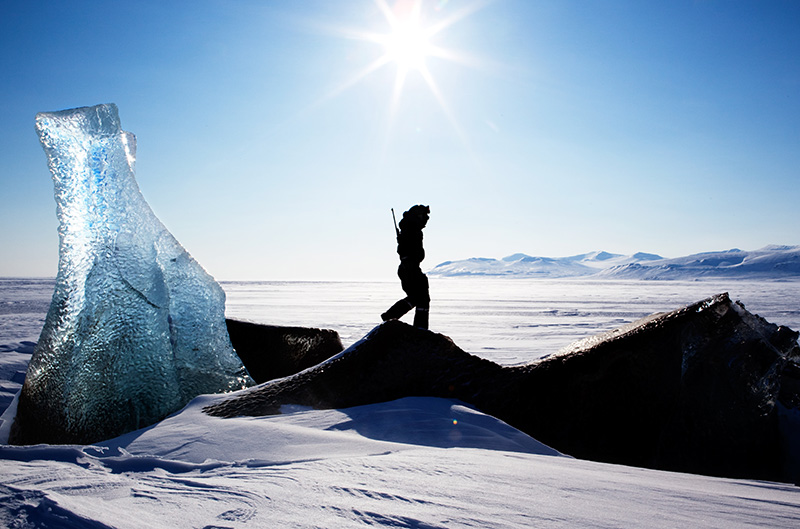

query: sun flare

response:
[368,0,467,132]
[316,0,487,151]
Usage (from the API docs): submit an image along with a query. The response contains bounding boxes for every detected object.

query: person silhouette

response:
[381,205,431,329]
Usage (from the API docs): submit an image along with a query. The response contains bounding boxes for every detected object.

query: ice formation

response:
[10,104,253,445]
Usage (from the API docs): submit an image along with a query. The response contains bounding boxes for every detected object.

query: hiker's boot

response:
[413,306,429,330]
[381,299,413,322]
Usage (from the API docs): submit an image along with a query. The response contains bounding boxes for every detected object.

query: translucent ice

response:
[10,104,253,445]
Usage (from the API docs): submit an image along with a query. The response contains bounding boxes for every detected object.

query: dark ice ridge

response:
[214,293,800,484]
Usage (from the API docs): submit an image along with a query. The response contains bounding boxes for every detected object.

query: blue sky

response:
[1,0,798,280]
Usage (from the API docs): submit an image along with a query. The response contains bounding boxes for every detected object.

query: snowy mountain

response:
[429,246,800,279]
[430,256,596,278]
[431,250,664,277]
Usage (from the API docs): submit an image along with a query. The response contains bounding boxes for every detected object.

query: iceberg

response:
[9,104,253,445]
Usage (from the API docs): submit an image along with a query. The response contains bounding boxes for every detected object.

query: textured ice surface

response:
[11,104,252,445]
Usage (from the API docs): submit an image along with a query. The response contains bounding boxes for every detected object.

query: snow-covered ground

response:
[2,278,799,528]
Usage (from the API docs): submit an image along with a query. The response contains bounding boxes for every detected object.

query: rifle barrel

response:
[391,208,399,236]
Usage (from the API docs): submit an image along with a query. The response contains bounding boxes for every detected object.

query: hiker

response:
[381,205,431,329]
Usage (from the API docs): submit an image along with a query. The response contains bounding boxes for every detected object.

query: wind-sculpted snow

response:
[9,104,252,445]
[2,396,800,529]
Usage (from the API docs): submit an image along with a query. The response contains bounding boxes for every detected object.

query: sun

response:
[312,0,487,149]
[369,0,485,142]
[382,18,433,71]
[378,4,434,73]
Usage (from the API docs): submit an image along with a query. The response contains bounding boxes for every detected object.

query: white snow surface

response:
[2,278,800,528]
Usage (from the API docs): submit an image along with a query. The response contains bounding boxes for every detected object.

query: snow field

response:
[2,395,798,528]
[2,278,799,528]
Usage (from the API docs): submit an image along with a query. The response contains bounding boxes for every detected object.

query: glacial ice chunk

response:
[10,104,253,445]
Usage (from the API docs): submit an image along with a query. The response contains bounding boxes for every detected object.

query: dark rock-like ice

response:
[10,104,252,445]
[225,319,343,384]
[205,294,800,483]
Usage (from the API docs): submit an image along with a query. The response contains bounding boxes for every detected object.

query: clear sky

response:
[1,0,798,280]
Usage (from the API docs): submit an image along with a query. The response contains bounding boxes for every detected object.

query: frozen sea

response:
[220,277,800,365]
[2,276,799,400]
[2,276,800,365]
[1,277,800,528]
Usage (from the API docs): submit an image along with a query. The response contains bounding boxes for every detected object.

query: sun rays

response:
[314,0,489,153]
[373,0,445,133]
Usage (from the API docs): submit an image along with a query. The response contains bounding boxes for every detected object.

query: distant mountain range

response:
[428,245,800,279]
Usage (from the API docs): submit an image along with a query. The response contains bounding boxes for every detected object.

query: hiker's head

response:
[405,205,430,227]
